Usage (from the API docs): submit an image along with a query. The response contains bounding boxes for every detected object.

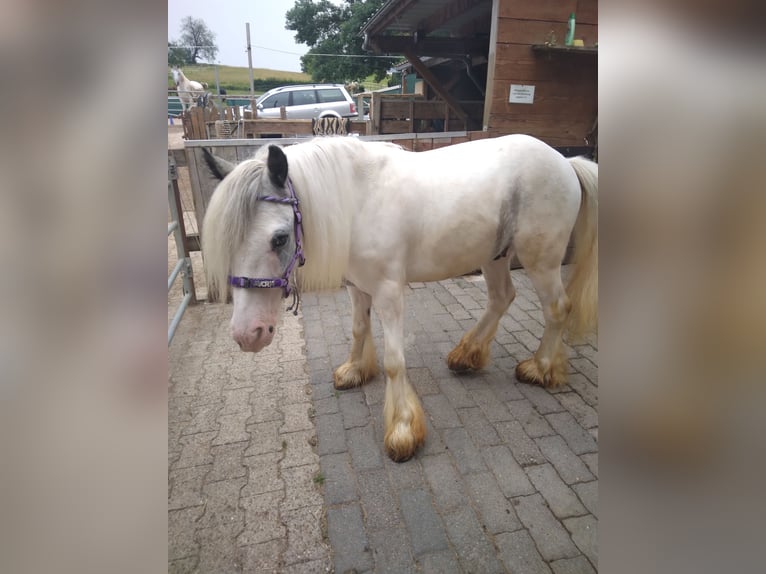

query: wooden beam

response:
[371,36,488,57]
[366,0,420,35]
[403,49,469,125]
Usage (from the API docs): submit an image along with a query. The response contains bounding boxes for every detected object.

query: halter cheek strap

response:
[227,178,306,314]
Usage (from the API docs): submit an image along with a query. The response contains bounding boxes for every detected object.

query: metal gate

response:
[168,155,195,344]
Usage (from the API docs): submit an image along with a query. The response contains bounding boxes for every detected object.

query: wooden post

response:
[279,106,287,120]
[403,48,469,125]
[372,93,382,135]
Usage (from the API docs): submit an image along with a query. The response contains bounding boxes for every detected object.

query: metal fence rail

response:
[168,155,195,345]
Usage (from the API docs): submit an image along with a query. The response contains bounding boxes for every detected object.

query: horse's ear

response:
[201,147,235,181]
[267,145,288,188]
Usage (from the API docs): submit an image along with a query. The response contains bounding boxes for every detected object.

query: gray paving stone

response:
[320,452,358,505]
[338,390,371,429]
[240,539,285,571]
[368,527,416,574]
[347,423,384,470]
[437,376,476,408]
[563,514,598,567]
[518,383,566,414]
[280,402,314,434]
[444,505,505,573]
[581,453,598,478]
[568,373,598,407]
[471,386,514,421]
[408,367,440,395]
[358,468,401,531]
[546,412,598,455]
[282,504,329,565]
[551,555,597,574]
[442,427,486,475]
[169,506,204,560]
[327,504,373,573]
[244,420,281,457]
[536,435,594,484]
[182,402,222,435]
[482,445,535,497]
[556,391,599,429]
[572,480,598,517]
[507,399,556,437]
[195,524,244,573]
[384,456,424,490]
[399,488,450,557]
[485,375,525,401]
[241,452,283,497]
[281,430,319,469]
[173,431,216,470]
[421,453,466,512]
[495,420,546,466]
[570,357,598,384]
[496,529,552,574]
[212,411,251,446]
[168,556,198,574]
[457,406,503,446]
[422,394,461,429]
[465,471,522,534]
[316,411,347,455]
[526,463,588,519]
[513,493,580,561]
[418,550,462,574]
[248,392,281,423]
[198,475,246,529]
[363,378,385,406]
[168,465,211,510]
[280,464,324,511]
[206,441,248,483]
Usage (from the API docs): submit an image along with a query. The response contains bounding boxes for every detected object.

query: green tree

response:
[177,16,219,64]
[286,0,393,83]
[167,41,192,67]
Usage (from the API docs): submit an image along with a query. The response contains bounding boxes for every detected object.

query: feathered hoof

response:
[333,361,377,390]
[384,419,426,463]
[447,339,490,372]
[515,358,568,388]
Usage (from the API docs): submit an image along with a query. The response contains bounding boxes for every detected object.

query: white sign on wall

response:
[509,84,535,104]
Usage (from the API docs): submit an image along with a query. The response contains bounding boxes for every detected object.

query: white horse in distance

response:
[171,67,207,113]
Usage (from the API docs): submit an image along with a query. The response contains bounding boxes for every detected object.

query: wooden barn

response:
[361,0,598,152]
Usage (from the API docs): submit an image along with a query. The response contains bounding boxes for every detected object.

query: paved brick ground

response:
[168,269,598,573]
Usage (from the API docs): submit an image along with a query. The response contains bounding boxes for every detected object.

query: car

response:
[250,84,357,119]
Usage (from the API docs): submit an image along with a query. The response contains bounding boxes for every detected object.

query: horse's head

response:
[170,67,181,86]
[201,145,298,352]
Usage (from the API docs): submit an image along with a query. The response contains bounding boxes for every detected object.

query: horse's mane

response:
[203,137,396,298]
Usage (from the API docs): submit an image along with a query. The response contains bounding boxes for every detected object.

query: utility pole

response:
[246,23,254,96]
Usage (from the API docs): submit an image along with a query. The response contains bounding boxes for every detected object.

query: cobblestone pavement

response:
[168,269,598,573]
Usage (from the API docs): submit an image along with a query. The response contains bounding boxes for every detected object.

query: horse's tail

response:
[565,156,598,341]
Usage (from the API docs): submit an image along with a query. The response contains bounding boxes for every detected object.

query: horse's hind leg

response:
[334,284,379,390]
[448,253,516,371]
[515,263,571,388]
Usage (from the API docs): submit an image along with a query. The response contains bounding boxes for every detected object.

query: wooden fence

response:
[369,94,484,135]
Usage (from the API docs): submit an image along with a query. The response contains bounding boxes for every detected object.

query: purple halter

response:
[227,178,306,314]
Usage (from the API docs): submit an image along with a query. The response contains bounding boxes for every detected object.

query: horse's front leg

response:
[334,284,378,389]
[374,281,426,462]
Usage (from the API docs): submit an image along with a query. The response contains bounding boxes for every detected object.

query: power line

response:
[169,44,402,60]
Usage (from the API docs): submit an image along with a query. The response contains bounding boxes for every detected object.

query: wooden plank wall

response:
[488,0,597,146]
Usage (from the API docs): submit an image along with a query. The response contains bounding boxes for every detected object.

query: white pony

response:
[201,135,598,462]
[171,67,207,113]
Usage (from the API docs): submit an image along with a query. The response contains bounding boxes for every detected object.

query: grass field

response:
[168,64,391,95]
[168,64,312,93]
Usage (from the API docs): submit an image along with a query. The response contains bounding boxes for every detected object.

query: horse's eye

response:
[271,232,289,250]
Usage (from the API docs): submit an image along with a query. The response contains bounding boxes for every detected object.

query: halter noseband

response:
[227,178,306,314]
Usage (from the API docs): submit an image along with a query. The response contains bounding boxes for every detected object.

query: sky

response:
[168,0,321,72]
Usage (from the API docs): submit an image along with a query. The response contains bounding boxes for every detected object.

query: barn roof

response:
[361,0,492,58]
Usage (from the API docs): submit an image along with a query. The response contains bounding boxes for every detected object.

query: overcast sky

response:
[168,0,323,72]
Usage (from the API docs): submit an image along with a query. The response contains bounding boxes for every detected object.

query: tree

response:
[177,16,219,64]
[286,0,393,84]
[167,41,192,67]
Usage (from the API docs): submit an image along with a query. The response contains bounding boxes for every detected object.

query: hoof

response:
[515,358,567,388]
[333,361,377,390]
[447,340,489,372]
[384,419,426,462]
